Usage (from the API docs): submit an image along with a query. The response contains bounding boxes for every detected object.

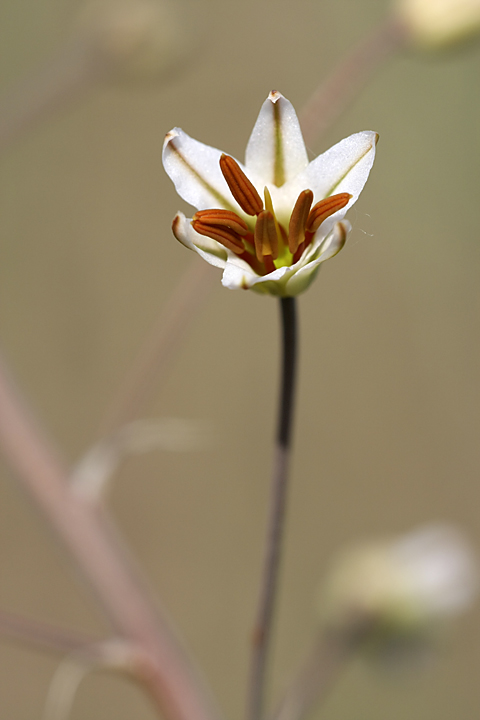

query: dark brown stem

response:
[299,15,409,148]
[0,350,220,720]
[248,298,298,720]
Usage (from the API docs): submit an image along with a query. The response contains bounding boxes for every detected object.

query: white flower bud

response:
[396,0,480,48]
[74,0,186,81]
[319,525,478,661]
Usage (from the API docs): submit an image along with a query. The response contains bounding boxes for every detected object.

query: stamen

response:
[219,154,263,216]
[263,186,283,252]
[288,189,314,253]
[263,256,276,274]
[192,218,245,255]
[306,193,352,233]
[194,209,248,236]
[254,210,278,262]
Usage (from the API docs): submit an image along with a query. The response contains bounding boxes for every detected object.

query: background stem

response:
[271,631,353,720]
[248,297,298,720]
[299,15,408,148]
[98,257,214,437]
[0,350,220,720]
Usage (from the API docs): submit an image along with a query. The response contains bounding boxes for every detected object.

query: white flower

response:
[162,91,377,297]
[319,525,478,660]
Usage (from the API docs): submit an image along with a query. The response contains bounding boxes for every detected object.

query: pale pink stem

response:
[98,257,215,437]
[299,15,408,148]
[0,351,220,720]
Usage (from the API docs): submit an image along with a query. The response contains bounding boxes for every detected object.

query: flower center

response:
[191,154,351,276]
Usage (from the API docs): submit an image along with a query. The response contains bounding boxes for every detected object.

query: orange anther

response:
[219,154,263,216]
[288,189,314,253]
[193,209,248,236]
[306,193,352,234]
[254,210,278,262]
[192,219,245,255]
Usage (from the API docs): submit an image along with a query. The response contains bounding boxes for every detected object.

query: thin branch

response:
[247,297,298,720]
[98,257,215,437]
[271,631,353,720]
[0,610,102,658]
[42,640,137,720]
[0,350,221,720]
[299,15,408,148]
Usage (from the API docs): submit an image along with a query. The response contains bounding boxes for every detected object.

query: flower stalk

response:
[248,297,298,720]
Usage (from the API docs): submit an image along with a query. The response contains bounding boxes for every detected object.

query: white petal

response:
[316,221,350,262]
[284,259,323,297]
[172,212,227,269]
[291,131,378,208]
[221,254,290,295]
[163,129,240,212]
[221,256,259,290]
[245,91,309,188]
[283,222,350,296]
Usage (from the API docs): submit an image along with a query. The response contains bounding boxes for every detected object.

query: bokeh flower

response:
[163,91,377,296]
[397,0,480,48]
[319,525,478,662]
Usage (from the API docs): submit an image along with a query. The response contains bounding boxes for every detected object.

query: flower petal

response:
[163,129,241,212]
[292,130,377,202]
[316,220,351,262]
[284,222,351,296]
[221,254,290,294]
[283,259,322,297]
[245,91,309,188]
[172,212,227,268]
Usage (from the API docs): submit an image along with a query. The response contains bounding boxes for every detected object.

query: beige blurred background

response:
[1,0,480,718]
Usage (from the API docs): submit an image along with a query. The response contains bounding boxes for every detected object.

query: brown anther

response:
[219,154,263,216]
[306,193,352,233]
[192,219,245,255]
[254,210,278,262]
[193,209,248,236]
[288,189,314,253]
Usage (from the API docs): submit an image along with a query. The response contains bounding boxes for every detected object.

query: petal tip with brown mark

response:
[268,90,282,103]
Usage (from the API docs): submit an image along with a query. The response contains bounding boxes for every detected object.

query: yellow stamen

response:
[219,154,263,216]
[306,193,352,233]
[254,210,278,261]
[288,189,314,253]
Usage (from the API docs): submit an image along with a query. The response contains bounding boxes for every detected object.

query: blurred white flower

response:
[319,525,478,660]
[163,91,377,297]
[397,0,480,47]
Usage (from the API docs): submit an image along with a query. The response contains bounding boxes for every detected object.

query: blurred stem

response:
[271,630,355,720]
[0,350,221,720]
[248,297,298,720]
[98,256,215,437]
[299,14,408,148]
[0,610,101,657]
